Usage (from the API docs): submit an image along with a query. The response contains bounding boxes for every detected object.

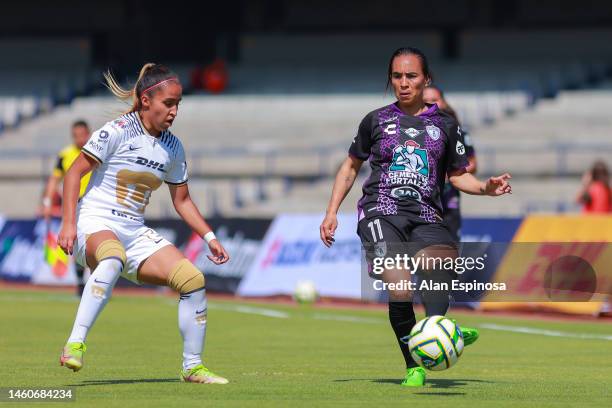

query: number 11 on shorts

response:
[367,219,383,242]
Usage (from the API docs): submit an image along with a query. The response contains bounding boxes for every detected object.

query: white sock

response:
[179,288,207,370]
[67,258,123,343]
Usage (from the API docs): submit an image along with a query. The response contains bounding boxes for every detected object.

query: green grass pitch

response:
[0,289,610,407]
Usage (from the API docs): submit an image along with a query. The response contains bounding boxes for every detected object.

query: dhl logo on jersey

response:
[128,156,167,172]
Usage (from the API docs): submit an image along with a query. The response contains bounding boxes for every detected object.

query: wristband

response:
[42,197,52,207]
[203,231,216,243]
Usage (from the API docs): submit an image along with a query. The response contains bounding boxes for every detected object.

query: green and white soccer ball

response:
[407,315,464,371]
[293,280,318,304]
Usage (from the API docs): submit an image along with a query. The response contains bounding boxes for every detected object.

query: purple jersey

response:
[350,103,468,223]
[442,129,476,212]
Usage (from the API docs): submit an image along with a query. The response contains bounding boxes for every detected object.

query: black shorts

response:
[357,215,456,272]
[442,208,462,242]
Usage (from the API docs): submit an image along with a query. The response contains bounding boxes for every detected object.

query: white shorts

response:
[75,214,172,284]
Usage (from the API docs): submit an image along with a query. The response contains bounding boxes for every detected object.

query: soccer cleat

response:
[180,364,229,384]
[60,342,86,372]
[401,367,426,387]
[460,326,480,346]
[451,319,480,346]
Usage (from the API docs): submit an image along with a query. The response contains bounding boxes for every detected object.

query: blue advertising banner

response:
[0,218,77,284]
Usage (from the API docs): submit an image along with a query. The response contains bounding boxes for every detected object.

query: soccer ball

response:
[407,316,464,371]
[293,280,318,304]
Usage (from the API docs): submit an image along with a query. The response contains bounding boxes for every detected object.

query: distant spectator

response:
[577,160,611,213]
[42,120,92,221]
[41,120,92,297]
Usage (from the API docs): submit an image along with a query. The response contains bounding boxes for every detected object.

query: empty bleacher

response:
[1,30,611,218]
[0,38,99,130]
[1,87,609,218]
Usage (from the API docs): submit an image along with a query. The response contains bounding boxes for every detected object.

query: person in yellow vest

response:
[42,120,92,296]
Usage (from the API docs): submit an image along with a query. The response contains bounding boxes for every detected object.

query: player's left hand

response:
[484,173,512,196]
[207,239,230,265]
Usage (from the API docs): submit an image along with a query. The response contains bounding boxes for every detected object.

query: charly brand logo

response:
[426,125,440,141]
[384,123,397,135]
[456,140,465,155]
[404,127,420,138]
[389,140,429,176]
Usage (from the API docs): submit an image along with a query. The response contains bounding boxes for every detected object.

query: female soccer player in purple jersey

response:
[319,47,511,387]
[57,63,230,384]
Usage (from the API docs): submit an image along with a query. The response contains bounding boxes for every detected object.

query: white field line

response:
[0,292,290,318]
[311,313,385,324]
[4,293,611,340]
[209,303,290,319]
[479,323,612,341]
[0,293,78,303]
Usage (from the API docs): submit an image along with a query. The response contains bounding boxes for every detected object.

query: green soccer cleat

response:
[180,364,229,384]
[401,367,426,387]
[460,326,480,346]
[59,342,86,372]
[451,319,480,346]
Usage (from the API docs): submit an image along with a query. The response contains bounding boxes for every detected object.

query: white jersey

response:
[79,111,188,224]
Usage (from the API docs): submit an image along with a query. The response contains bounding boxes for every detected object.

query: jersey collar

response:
[390,102,438,117]
[134,111,158,138]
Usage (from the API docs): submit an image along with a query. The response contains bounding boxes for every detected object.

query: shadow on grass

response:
[335,377,493,390]
[66,378,179,387]
[413,392,466,396]
[423,378,493,389]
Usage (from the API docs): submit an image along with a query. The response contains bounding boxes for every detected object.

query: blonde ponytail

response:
[103,62,156,114]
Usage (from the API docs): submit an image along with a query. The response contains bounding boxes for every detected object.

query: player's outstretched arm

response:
[168,183,229,265]
[58,153,98,254]
[320,155,363,247]
[449,168,512,196]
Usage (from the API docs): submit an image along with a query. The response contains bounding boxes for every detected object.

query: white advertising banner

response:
[237,213,364,299]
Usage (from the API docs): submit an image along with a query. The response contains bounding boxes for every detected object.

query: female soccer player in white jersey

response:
[57,63,230,384]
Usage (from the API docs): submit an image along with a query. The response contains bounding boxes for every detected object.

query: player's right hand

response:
[320,213,337,248]
[58,223,77,255]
